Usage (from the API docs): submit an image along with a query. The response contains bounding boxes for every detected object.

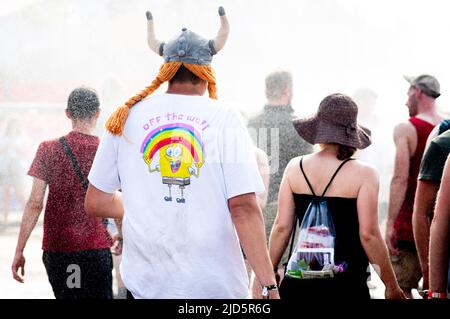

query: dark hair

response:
[67,87,100,120]
[169,65,202,85]
[337,144,356,160]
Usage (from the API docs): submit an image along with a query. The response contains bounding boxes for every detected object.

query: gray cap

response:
[404,74,441,98]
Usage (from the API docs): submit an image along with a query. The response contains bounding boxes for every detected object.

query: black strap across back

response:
[284,156,355,267]
[59,136,89,191]
[299,156,354,198]
[59,136,109,228]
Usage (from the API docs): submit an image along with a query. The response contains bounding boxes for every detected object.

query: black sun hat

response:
[293,93,371,149]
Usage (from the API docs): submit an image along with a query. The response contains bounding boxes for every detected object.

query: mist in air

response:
[0,0,449,194]
[1,0,450,300]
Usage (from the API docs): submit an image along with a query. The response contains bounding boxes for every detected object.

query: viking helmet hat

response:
[106,7,229,136]
[147,6,229,65]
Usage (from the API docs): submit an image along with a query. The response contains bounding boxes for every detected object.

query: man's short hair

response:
[67,87,100,120]
[169,65,203,85]
[265,71,293,100]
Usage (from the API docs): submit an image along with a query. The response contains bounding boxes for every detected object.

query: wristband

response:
[261,284,278,298]
[428,290,447,299]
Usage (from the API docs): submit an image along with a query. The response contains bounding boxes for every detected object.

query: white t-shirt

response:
[88,93,265,299]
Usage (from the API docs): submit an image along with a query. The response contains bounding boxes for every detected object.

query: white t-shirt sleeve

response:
[220,110,265,199]
[88,131,121,193]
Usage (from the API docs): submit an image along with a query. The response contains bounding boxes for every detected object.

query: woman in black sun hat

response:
[262,93,406,299]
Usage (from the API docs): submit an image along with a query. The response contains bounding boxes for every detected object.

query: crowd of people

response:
[7,7,450,299]
[0,117,27,224]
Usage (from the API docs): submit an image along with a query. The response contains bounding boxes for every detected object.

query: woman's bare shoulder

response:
[285,156,300,168]
[282,156,304,182]
[349,159,379,181]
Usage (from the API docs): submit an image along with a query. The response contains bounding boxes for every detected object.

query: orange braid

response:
[106,62,182,135]
[183,63,217,99]
[105,62,218,136]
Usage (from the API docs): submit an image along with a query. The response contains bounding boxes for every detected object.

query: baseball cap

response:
[404,74,441,98]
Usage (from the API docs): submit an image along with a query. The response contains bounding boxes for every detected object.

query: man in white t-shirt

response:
[85,7,279,299]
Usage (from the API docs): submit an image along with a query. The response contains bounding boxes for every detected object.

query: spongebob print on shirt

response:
[141,123,205,203]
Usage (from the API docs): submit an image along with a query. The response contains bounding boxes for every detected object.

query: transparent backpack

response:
[285,157,353,280]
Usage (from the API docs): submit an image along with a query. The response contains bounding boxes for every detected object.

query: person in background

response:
[240,110,270,209]
[247,70,312,256]
[428,154,450,299]
[0,117,27,224]
[424,118,450,150]
[412,129,450,294]
[353,87,391,293]
[385,74,443,298]
[353,87,391,208]
[254,147,270,209]
[106,218,126,298]
[11,87,117,299]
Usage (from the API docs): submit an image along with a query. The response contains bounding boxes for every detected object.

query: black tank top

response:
[279,157,371,299]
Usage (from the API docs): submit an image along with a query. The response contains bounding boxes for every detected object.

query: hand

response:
[253,286,280,299]
[111,234,123,256]
[385,226,399,256]
[385,286,407,299]
[12,251,26,283]
[266,289,280,299]
[251,278,280,299]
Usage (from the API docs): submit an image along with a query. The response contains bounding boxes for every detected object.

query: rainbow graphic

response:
[140,123,205,163]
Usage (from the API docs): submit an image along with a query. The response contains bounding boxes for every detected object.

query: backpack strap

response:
[59,136,88,191]
[299,157,317,196]
[321,158,354,197]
